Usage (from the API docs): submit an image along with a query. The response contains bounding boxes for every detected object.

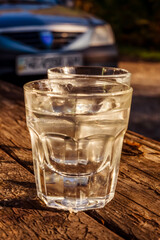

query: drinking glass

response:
[48,66,131,86]
[24,66,132,212]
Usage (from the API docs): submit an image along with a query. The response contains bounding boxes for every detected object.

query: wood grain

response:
[0,80,160,240]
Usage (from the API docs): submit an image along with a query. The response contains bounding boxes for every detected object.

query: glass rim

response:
[48,66,131,78]
[24,78,133,97]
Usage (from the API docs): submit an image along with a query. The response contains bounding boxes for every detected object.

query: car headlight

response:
[90,24,115,47]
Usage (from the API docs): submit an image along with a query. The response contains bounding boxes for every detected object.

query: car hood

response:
[0,4,105,29]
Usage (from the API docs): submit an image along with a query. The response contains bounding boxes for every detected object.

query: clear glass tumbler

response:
[24,67,132,212]
[48,66,131,86]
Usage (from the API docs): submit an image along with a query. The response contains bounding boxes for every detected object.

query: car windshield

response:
[0,0,58,4]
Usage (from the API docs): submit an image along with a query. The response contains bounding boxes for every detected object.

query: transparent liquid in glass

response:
[25,81,131,212]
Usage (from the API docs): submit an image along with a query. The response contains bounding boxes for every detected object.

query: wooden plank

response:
[0,148,123,240]
[1,80,160,239]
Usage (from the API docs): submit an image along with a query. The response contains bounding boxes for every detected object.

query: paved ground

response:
[119,61,160,141]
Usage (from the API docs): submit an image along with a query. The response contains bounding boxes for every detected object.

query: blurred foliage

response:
[119,46,160,61]
[74,0,160,50]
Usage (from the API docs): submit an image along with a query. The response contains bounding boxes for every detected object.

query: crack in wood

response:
[86,210,131,240]
[116,191,160,218]
[0,144,34,175]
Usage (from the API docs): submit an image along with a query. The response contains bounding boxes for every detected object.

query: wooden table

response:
[0,80,160,240]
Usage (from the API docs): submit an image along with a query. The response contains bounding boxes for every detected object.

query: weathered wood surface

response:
[0,80,160,240]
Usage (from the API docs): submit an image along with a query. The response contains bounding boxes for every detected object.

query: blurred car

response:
[0,0,118,77]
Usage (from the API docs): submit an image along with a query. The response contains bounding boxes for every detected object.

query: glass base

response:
[38,192,115,212]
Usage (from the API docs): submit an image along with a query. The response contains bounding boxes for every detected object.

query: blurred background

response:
[0,0,160,141]
[74,0,160,61]
[73,0,160,141]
